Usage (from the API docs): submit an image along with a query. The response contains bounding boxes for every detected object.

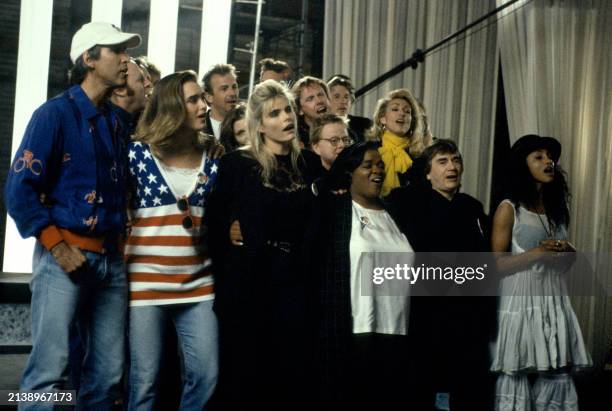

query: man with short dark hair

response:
[259,57,292,83]
[387,139,494,411]
[291,76,331,147]
[202,63,238,139]
[5,22,140,409]
[134,55,161,85]
[327,74,372,142]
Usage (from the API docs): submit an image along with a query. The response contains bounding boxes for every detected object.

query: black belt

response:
[265,240,293,253]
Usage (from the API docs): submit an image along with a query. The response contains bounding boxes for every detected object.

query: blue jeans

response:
[128,300,218,411]
[20,242,127,411]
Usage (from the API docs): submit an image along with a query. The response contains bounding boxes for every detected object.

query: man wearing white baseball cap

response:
[5,21,140,410]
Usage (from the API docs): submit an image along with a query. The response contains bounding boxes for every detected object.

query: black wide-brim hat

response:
[510,134,562,163]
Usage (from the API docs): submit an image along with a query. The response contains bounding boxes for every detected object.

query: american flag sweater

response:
[125,141,218,306]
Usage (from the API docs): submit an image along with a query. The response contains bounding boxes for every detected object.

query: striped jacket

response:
[125,141,218,306]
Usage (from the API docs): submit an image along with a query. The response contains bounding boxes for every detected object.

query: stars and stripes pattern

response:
[125,141,218,306]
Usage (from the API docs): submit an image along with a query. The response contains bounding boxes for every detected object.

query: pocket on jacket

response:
[69,189,106,233]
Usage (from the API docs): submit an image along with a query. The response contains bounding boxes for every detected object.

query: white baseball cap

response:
[70,22,141,63]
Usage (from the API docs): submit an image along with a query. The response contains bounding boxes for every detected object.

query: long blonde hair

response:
[135,70,207,152]
[245,80,302,185]
[367,88,428,157]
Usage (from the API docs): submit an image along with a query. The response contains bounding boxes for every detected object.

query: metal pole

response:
[248,0,264,96]
[355,0,523,99]
[297,0,308,78]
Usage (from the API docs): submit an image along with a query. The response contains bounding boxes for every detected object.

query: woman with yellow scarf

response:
[367,89,432,196]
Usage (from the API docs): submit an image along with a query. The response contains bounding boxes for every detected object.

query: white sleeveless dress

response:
[491,200,592,373]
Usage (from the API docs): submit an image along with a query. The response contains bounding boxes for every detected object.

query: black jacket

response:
[206,149,321,316]
[386,185,489,252]
[203,110,216,139]
[316,193,404,407]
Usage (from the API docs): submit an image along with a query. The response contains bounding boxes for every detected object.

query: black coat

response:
[206,149,321,410]
[206,149,321,316]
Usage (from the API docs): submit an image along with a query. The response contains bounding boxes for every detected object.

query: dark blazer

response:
[317,194,352,389]
[203,110,215,138]
[316,193,404,407]
[207,149,321,410]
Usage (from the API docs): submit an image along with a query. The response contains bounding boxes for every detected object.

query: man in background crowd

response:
[291,76,331,147]
[202,63,239,139]
[109,58,152,137]
[259,57,293,84]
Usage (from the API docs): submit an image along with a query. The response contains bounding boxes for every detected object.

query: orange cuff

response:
[38,225,64,251]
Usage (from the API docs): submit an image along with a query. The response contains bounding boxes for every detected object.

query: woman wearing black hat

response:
[490,135,591,410]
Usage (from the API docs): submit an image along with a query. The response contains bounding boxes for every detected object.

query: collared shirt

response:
[5,85,128,250]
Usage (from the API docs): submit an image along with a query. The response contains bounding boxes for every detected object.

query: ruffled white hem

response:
[495,374,579,411]
[491,296,592,373]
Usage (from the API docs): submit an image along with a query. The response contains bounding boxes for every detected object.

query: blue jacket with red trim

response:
[5,85,128,246]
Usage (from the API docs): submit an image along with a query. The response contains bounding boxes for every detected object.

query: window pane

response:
[175,0,203,73]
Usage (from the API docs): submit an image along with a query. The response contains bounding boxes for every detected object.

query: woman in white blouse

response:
[317,141,414,410]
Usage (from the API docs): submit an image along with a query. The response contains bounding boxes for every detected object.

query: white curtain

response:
[498,0,612,366]
[324,0,612,366]
[323,0,499,207]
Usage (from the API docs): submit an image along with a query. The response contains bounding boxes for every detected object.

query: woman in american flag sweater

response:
[125,70,219,410]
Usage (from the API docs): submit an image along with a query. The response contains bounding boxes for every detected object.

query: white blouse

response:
[349,200,414,335]
[154,151,207,198]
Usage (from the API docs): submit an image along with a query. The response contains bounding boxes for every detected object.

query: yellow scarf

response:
[379,130,413,197]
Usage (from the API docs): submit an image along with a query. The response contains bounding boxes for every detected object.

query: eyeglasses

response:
[319,136,353,148]
[177,197,194,229]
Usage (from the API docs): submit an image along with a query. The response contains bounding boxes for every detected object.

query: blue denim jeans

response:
[19,242,127,411]
[128,300,218,411]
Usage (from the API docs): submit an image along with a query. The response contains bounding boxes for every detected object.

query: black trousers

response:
[345,333,411,411]
[215,285,314,410]
[408,297,496,411]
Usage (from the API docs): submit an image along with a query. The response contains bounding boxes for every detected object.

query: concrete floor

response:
[0,353,610,410]
[0,354,27,411]
[0,354,27,390]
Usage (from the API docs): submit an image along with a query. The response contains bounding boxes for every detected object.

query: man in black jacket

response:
[387,139,495,411]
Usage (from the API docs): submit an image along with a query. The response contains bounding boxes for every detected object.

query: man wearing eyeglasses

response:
[310,114,353,171]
